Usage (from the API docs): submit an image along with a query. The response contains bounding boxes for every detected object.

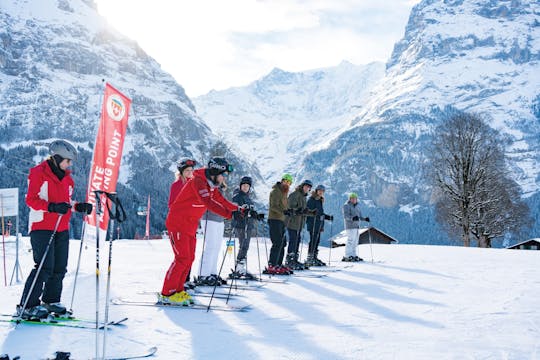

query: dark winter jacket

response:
[343,200,363,229]
[306,192,325,233]
[268,181,289,222]
[286,186,308,231]
[232,188,254,229]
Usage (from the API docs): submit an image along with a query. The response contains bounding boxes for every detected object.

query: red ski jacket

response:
[168,177,188,208]
[165,168,237,233]
[26,160,75,232]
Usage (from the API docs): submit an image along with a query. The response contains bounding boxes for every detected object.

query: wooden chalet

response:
[507,238,540,250]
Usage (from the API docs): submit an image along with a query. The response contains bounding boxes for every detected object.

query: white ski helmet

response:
[49,139,78,161]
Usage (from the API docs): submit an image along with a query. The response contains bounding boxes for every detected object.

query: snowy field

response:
[0,233,539,359]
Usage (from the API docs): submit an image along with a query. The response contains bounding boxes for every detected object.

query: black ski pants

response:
[20,230,69,308]
[308,228,322,257]
[287,228,301,256]
[268,219,286,266]
[235,226,252,262]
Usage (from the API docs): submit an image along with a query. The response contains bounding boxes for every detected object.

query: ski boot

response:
[263,265,280,275]
[16,304,49,320]
[158,291,194,306]
[304,255,317,267]
[42,302,67,315]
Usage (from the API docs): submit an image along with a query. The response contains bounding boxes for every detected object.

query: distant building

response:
[507,238,540,250]
[358,227,398,245]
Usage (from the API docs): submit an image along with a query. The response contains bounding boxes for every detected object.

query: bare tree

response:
[427,111,530,247]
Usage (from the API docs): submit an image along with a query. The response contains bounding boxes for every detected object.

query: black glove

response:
[324,214,334,221]
[294,208,304,215]
[283,209,293,216]
[75,202,93,214]
[364,217,370,222]
[233,207,246,219]
[48,202,71,214]
[306,208,317,216]
[249,209,258,218]
[352,215,359,221]
[257,213,265,220]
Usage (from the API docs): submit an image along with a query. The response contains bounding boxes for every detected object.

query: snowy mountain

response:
[194,0,540,246]
[1,234,539,358]
[193,61,385,187]
[298,0,540,245]
[0,0,261,237]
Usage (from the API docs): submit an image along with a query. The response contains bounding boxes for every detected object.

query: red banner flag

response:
[83,83,131,242]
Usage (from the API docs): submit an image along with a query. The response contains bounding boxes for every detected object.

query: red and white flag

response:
[83,83,131,242]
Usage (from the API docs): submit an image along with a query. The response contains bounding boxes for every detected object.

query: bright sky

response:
[95,0,420,97]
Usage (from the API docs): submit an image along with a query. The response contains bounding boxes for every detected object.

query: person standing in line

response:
[264,174,293,275]
[161,157,240,306]
[285,179,313,270]
[229,176,258,280]
[342,192,370,262]
[167,158,197,290]
[168,158,196,207]
[18,140,92,319]
[196,184,228,287]
[305,184,333,267]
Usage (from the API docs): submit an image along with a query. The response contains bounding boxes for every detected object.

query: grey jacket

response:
[203,187,226,223]
[342,200,362,229]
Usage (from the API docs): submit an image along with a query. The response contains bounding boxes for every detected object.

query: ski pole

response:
[207,227,235,312]
[68,217,88,314]
[93,190,104,360]
[254,219,262,282]
[17,214,63,322]
[367,221,374,263]
[328,219,334,266]
[197,212,210,281]
[102,193,126,360]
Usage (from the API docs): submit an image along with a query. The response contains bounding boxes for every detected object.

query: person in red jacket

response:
[161,157,240,305]
[168,158,196,207]
[167,157,197,290]
[18,140,92,319]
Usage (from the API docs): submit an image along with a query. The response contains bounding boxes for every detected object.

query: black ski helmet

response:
[177,158,197,173]
[49,139,77,161]
[207,157,233,176]
[301,179,313,187]
[315,184,326,191]
[240,176,252,186]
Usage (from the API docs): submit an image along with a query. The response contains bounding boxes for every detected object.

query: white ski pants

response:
[345,228,359,257]
[198,220,225,277]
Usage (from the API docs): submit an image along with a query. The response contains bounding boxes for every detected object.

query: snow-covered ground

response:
[1,233,539,359]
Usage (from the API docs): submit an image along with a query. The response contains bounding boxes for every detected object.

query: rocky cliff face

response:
[0,0,260,236]
[300,0,540,245]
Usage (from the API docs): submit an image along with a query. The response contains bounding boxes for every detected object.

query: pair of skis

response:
[0,313,128,330]
[43,346,158,360]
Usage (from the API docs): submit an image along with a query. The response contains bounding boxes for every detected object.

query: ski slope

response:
[0,233,539,359]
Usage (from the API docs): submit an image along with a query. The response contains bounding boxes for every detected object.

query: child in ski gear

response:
[197,185,228,287]
[264,174,293,275]
[342,192,369,262]
[305,184,333,266]
[18,139,93,319]
[285,179,313,270]
[168,158,197,290]
[161,157,239,305]
[229,176,257,280]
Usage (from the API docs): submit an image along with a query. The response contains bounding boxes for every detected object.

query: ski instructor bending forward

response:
[161,157,240,306]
